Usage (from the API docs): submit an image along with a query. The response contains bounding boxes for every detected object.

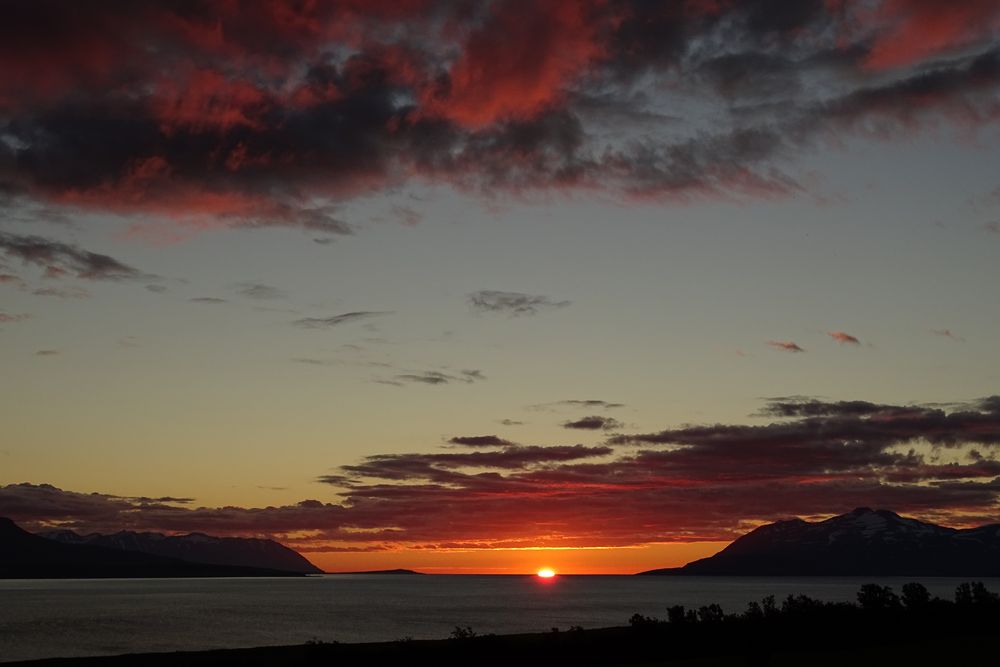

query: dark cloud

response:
[189,297,226,304]
[34,349,59,356]
[293,311,391,329]
[389,369,486,386]
[5,397,999,551]
[0,1,996,230]
[448,435,519,447]
[467,290,571,316]
[563,415,623,430]
[498,419,525,426]
[562,399,625,409]
[0,232,145,281]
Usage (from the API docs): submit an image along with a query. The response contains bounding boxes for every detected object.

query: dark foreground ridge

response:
[640,507,1000,576]
[0,518,303,578]
[4,582,999,666]
[40,527,322,574]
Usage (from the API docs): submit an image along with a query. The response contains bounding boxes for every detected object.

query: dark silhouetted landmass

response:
[4,582,999,666]
[639,507,1000,576]
[0,518,303,578]
[40,528,322,574]
[333,568,424,575]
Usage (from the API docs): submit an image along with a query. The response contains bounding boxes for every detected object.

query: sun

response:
[536,567,556,578]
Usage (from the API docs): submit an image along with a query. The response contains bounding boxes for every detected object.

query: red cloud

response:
[828,331,861,345]
[4,397,999,551]
[866,0,1000,70]
[422,1,612,128]
[767,340,805,353]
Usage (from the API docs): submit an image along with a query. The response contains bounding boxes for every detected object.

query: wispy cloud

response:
[236,282,286,300]
[189,297,227,304]
[0,232,146,282]
[293,311,391,329]
[767,340,805,353]
[563,416,624,431]
[932,329,965,342]
[827,331,861,345]
[386,369,486,386]
[467,291,570,317]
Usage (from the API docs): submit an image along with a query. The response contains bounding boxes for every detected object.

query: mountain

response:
[0,518,304,578]
[41,528,322,574]
[639,508,1000,576]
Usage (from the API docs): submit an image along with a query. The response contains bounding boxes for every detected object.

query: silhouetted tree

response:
[857,584,901,612]
[901,582,931,610]
[956,582,1000,608]
[744,600,764,621]
[697,603,725,623]
[667,605,687,624]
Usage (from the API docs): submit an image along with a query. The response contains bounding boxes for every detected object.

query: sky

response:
[1,0,1000,574]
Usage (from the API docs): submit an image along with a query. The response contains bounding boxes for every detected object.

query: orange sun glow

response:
[536,567,556,578]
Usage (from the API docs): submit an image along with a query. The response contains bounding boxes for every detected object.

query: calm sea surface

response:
[2,575,998,662]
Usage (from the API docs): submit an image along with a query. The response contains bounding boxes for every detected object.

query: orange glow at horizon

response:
[312,541,730,575]
[536,567,556,578]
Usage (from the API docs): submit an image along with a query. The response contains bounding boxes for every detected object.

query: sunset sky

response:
[2,0,1000,574]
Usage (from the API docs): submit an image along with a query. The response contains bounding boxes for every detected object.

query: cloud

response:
[0,2,997,233]
[767,340,805,353]
[985,222,999,234]
[32,285,89,298]
[498,419,525,426]
[932,328,965,341]
[34,349,59,356]
[0,232,145,281]
[828,331,861,345]
[529,399,626,411]
[389,369,486,386]
[0,312,30,323]
[5,396,1000,551]
[189,297,226,304]
[236,282,286,300]
[563,416,624,430]
[467,290,571,317]
[293,311,391,329]
[448,435,519,447]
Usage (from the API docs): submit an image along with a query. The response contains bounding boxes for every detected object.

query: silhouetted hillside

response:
[0,518,303,578]
[334,568,424,574]
[41,528,322,574]
[640,508,1000,575]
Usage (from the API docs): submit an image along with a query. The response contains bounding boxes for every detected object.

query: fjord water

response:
[3,575,998,662]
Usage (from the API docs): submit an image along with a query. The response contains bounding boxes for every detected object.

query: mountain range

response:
[0,517,309,578]
[640,508,1000,576]
[40,527,322,574]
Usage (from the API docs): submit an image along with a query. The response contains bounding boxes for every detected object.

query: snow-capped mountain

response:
[640,508,1000,576]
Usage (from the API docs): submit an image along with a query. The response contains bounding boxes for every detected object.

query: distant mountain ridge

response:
[640,508,1000,576]
[0,517,304,578]
[40,528,323,574]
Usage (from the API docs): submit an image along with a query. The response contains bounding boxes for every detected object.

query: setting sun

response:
[536,568,556,578]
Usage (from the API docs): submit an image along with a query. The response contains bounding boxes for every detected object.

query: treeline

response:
[629,581,1000,627]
